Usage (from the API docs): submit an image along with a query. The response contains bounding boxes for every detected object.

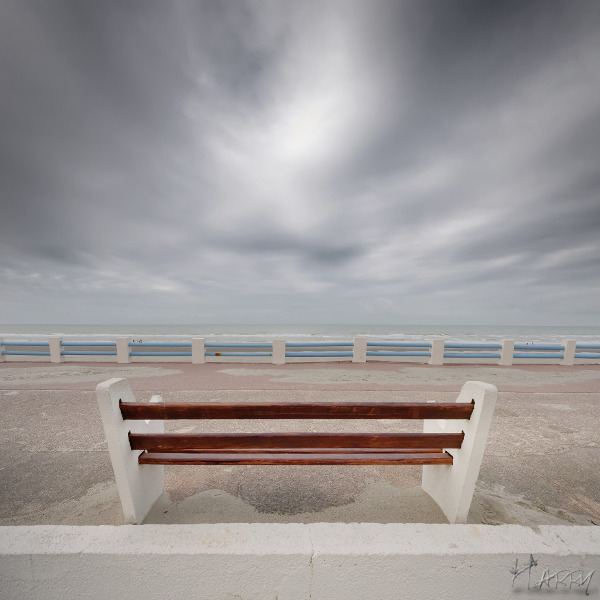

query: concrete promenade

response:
[1,361,599,526]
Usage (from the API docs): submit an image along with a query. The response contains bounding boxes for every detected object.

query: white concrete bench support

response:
[422,381,497,524]
[96,378,164,524]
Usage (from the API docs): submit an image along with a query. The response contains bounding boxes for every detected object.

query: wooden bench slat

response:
[129,432,464,451]
[138,451,454,465]
[138,447,445,454]
[120,401,474,421]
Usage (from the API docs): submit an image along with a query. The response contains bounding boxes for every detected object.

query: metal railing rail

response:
[59,341,118,356]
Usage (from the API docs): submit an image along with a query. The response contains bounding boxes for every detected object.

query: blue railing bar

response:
[61,351,117,356]
[366,341,432,348]
[128,342,192,348]
[60,341,117,347]
[367,351,431,357]
[285,342,354,347]
[574,352,600,359]
[130,352,193,357]
[513,352,564,359]
[575,344,600,350]
[1,351,51,356]
[444,353,502,359]
[444,343,502,349]
[204,343,273,348]
[285,351,354,357]
[2,341,50,347]
[514,344,564,351]
[205,352,272,357]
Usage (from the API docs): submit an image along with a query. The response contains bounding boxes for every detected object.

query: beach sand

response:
[0,361,598,526]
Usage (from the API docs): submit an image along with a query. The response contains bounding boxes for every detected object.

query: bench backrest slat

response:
[120,401,474,420]
[129,431,465,451]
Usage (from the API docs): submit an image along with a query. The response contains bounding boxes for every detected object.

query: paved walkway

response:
[1,361,599,526]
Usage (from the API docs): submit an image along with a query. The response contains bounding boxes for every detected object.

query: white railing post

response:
[116,338,131,364]
[353,337,367,363]
[499,339,514,366]
[272,339,286,365]
[422,381,497,524]
[0,337,4,362]
[96,378,164,524]
[49,337,63,363]
[192,338,205,364]
[429,339,445,365]
[562,339,576,366]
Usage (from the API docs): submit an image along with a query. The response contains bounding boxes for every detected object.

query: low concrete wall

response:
[1,524,598,599]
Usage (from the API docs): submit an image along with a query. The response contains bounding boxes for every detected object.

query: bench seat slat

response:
[120,401,474,420]
[141,447,445,454]
[129,432,464,451]
[138,451,454,466]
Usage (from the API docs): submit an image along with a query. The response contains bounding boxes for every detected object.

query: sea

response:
[1,324,599,345]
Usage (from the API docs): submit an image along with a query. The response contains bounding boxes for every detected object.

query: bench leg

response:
[96,378,165,524]
[421,381,497,524]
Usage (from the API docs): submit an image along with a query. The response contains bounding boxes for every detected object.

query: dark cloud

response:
[1,0,599,324]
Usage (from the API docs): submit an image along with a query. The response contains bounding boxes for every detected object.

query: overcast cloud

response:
[1,0,599,325]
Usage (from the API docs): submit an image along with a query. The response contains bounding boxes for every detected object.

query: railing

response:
[367,341,432,358]
[1,341,50,356]
[205,343,272,358]
[285,342,353,358]
[513,343,564,359]
[442,342,502,360]
[60,341,118,356]
[575,343,600,359]
[129,342,192,357]
[1,336,599,365]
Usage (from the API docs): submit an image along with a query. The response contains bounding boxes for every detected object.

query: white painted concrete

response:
[48,337,63,363]
[1,524,598,599]
[352,337,367,362]
[116,337,130,363]
[272,339,286,365]
[499,339,514,365]
[429,338,445,365]
[422,381,497,524]
[96,378,164,524]
[562,339,576,365]
[191,337,205,364]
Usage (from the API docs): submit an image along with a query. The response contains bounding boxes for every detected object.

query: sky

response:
[1,0,600,326]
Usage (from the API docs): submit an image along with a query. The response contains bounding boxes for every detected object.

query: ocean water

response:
[1,324,599,345]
